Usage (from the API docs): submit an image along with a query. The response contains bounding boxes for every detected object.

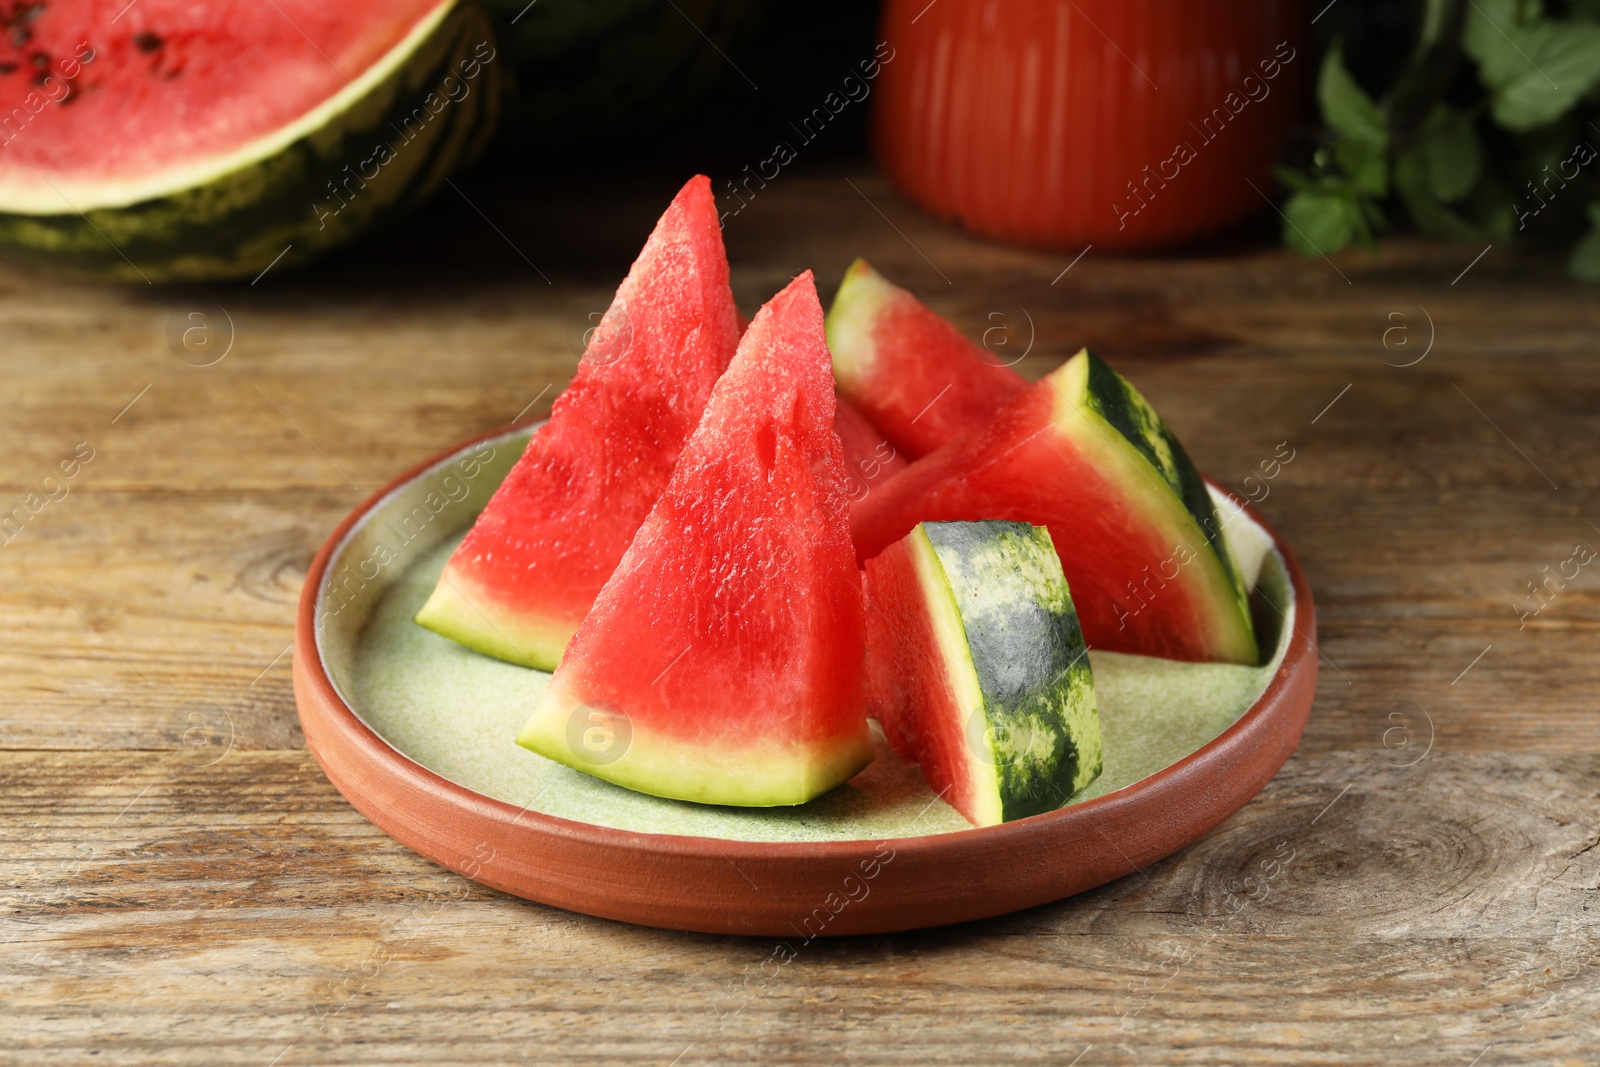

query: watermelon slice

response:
[852,350,1258,665]
[517,271,872,806]
[415,175,740,670]
[834,395,909,506]
[866,521,1102,827]
[826,258,1026,457]
[0,0,501,282]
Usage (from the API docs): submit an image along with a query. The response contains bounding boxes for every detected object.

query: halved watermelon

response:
[517,271,872,806]
[826,258,1026,457]
[834,395,909,506]
[852,350,1258,665]
[416,175,739,670]
[0,0,502,282]
[866,521,1102,827]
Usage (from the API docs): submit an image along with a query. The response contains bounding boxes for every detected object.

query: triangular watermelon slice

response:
[516,272,872,806]
[851,350,1258,665]
[826,259,1026,457]
[415,176,740,670]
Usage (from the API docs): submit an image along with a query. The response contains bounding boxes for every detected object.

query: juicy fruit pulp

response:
[834,396,909,508]
[852,350,1258,665]
[0,0,442,200]
[517,271,873,806]
[416,175,740,670]
[827,258,1026,457]
[0,0,501,280]
[866,521,1102,827]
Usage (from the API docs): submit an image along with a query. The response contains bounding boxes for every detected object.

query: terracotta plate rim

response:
[294,420,1319,934]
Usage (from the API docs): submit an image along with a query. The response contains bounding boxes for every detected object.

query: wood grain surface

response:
[2,169,1597,1064]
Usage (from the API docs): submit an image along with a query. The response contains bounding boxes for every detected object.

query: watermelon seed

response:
[0,62,14,74]
[133,32,162,53]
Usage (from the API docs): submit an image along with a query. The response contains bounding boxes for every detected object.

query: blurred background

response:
[3,0,1596,285]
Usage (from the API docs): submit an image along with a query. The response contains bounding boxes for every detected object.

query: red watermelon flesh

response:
[850,350,1258,665]
[0,0,448,207]
[517,271,872,807]
[826,258,1026,458]
[834,395,909,508]
[416,175,740,670]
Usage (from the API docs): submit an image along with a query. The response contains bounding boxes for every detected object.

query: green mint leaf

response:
[1395,152,1488,239]
[1463,0,1534,75]
[1334,136,1392,197]
[1282,190,1363,257]
[1416,106,1484,202]
[1319,43,1388,148]
[1465,0,1600,131]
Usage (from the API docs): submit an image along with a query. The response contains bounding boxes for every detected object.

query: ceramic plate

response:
[295,423,1318,935]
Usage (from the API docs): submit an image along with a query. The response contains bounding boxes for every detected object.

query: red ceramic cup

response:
[873,0,1306,251]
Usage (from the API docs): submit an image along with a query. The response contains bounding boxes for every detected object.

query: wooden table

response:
[4,170,1596,1065]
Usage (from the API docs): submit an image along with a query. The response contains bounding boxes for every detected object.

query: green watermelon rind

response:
[0,0,503,283]
[908,521,1103,826]
[1079,351,1244,597]
[413,564,571,671]
[516,700,875,808]
[1053,350,1257,661]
